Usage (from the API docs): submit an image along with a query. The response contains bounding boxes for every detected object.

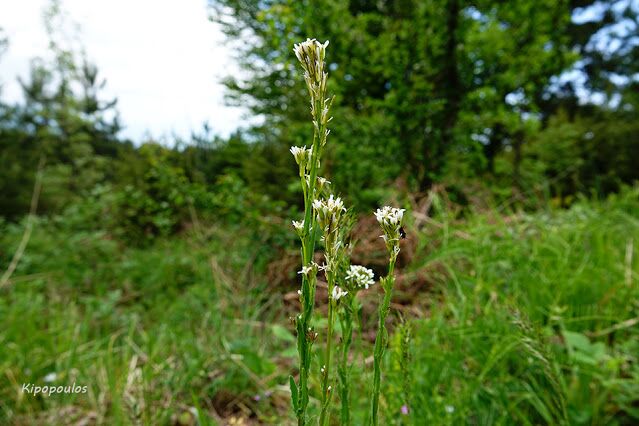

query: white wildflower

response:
[375,206,406,254]
[293,38,329,85]
[331,285,348,301]
[297,263,318,277]
[345,265,375,289]
[292,220,304,236]
[375,206,405,229]
[293,39,333,129]
[317,176,331,192]
[290,146,312,171]
[313,194,345,232]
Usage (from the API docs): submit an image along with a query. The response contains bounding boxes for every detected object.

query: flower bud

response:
[313,194,345,233]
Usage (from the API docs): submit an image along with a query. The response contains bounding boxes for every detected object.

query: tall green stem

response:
[294,143,319,426]
[338,298,354,425]
[319,290,335,425]
[294,95,328,426]
[369,258,397,426]
[290,38,333,426]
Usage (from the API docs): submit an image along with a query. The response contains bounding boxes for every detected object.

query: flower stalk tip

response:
[375,206,406,257]
[345,265,376,290]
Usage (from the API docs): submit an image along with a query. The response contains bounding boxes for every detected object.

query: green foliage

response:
[210,0,600,203]
[0,6,122,219]
[387,187,639,425]
[3,187,636,424]
[209,0,638,209]
[0,217,282,424]
[526,108,639,200]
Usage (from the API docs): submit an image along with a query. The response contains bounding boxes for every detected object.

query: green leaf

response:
[563,330,590,352]
[289,375,299,411]
[272,324,295,342]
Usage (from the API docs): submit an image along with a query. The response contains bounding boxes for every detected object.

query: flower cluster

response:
[345,265,375,290]
[375,206,405,256]
[374,206,405,234]
[293,38,328,88]
[293,38,333,140]
[313,195,345,233]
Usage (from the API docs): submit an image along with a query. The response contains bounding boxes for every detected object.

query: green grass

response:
[1,188,638,425]
[386,189,639,425]
[0,224,288,424]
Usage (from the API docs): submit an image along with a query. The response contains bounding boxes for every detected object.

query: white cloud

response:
[0,0,245,141]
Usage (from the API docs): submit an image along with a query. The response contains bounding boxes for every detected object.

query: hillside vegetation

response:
[2,188,637,424]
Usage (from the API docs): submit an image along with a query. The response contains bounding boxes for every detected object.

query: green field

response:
[2,188,637,425]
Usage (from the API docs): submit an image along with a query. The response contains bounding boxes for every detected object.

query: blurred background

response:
[0,0,638,424]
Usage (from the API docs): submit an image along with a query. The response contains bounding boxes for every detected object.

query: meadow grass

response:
[387,188,639,425]
[1,188,638,425]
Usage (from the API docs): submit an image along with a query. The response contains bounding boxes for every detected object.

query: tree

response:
[0,1,122,218]
[210,0,577,206]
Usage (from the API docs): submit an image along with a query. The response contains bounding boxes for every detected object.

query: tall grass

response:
[0,223,287,424]
[1,188,637,424]
[385,188,639,425]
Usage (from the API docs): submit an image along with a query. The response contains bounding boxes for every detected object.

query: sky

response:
[0,0,245,142]
[1,0,636,142]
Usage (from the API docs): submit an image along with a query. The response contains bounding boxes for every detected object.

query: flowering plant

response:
[289,38,405,426]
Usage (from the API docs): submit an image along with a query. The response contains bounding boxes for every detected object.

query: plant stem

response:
[294,126,320,426]
[369,258,396,426]
[319,269,336,425]
[291,38,332,425]
[338,298,354,425]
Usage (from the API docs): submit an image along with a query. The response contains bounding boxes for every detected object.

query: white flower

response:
[297,263,318,277]
[375,206,406,256]
[292,220,304,236]
[313,194,345,231]
[312,195,344,214]
[345,265,375,289]
[293,38,329,83]
[290,146,312,170]
[374,206,405,228]
[317,176,331,191]
[294,39,334,129]
[375,206,406,253]
[331,285,348,301]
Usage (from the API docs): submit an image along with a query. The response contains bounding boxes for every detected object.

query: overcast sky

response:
[0,0,244,141]
[1,1,636,142]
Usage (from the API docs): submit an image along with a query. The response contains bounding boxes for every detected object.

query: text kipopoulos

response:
[22,382,87,396]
